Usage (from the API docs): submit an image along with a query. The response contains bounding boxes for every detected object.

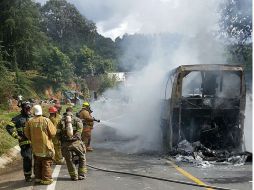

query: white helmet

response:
[34,105,42,116]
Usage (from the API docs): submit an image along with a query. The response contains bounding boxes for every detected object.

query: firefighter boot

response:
[40,179,53,185]
[86,146,93,152]
[71,176,78,181]
[78,174,87,180]
[25,175,32,182]
[86,139,93,152]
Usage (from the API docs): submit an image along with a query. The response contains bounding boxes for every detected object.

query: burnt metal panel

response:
[162,64,246,152]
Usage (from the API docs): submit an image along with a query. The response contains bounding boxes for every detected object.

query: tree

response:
[0,0,48,71]
[220,0,252,88]
[93,34,117,59]
[42,46,73,83]
[0,63,15,106]
[220,0,252,64]
[97,74,117,94]
[74,46,115,77]
[0,0,120,107]
[40,0,96,52]
[220,0,252,45]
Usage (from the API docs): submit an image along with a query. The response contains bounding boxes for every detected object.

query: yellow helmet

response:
[82,102,90,107]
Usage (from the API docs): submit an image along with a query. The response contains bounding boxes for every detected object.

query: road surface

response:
[0,148,252,190]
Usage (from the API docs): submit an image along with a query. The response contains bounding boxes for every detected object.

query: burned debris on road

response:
[170,139,251,167]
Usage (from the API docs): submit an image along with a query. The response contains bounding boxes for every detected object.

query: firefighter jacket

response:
[6,112,32,147]
[49,113,62,134]
[79,108,94,129]
[24,116,56,158]
[58,112,83,142]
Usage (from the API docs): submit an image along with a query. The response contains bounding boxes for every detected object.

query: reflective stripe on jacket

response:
[24,116,56,157]
[6,113,32,146]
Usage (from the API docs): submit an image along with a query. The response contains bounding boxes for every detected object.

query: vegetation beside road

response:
[0,0,118,108]
[0,110,19,156]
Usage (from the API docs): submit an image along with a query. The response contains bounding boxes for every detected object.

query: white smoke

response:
[76,0,220,40]
[89,0,228,153]
[92,43,171,153]
[36,0,220,40]
[35,0,251,153]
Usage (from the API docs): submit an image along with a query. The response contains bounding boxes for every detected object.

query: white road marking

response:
[46,165,62,190]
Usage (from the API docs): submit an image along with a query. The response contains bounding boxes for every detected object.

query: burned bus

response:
[161,64,246,152]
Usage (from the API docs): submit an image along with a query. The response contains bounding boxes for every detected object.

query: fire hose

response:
[86,164,236,190]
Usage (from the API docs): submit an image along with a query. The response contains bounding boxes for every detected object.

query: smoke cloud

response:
[36,0,220,40]
[91,1,251,153]
[35,0,251,153]
[89,0,230,153]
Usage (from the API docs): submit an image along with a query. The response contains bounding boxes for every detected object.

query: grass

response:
[0,111,19,156]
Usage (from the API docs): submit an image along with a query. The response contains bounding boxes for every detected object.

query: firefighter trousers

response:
[34,156,53,182]
[20,144,33,178]
[82,128,92,148]
[52,136,63,163]
[62,140,87,179]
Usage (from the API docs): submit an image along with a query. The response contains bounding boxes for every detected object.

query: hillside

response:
[0,0,117,107]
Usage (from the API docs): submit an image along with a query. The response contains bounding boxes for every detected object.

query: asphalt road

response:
[0,148,252,190]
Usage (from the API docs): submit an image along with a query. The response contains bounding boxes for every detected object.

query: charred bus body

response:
[161,64,246,152]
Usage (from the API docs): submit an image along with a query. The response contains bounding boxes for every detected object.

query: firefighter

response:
[58,107,87,181]
[79,102,100,152]
[24,105,56,185]
[5,101,33,182]
[54,102,62,114]
[48,106,64,165]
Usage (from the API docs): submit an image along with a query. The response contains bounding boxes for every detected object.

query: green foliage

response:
[220,0,252,45]
[0,0,119,109]
[220,0,252,89]
[43,46,73,83]
[15,70,37,98]
[0,0,48,71]
[40,0,96,52]
[97,74,117,94]
[93,34,117,59]
[74,46,95,76]
[226,44,252,67]
[0,123,18,156]
[73,77,89,97]
[74,46,116,77]
[225,43,252,89]
[0,0,121,156]
[0,111,19,156]
[0,64,15,106]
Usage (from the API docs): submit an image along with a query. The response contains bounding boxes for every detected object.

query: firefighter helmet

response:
[49,106,58,114]
[82,102,90,107]
[21,101,31,110]
[34,105,42,116]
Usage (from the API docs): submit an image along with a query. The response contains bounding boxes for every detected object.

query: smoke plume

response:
[90,0,230,153]
[36,0,252,153]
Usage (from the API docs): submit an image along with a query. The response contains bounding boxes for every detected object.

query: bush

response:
[0,111,19,156]
[0,65,16,107]
[97,74,117,94]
